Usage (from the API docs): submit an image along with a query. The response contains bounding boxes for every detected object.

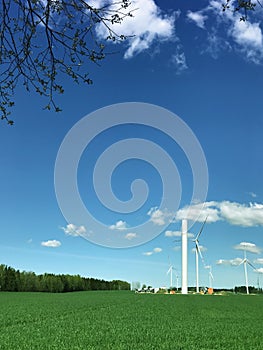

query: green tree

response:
[0,264,5,290]
[4,266,18,291]
[0,0,133,124]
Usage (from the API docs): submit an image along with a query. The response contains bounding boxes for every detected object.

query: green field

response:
[0,291,263,350]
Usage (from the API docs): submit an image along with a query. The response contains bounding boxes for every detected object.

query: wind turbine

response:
[167,262,174,289]
[192,217,208,293]
[167,256,179,290]
[205,265,214,289]
[181,219,188,294]
[238,250,257,295]
[256,268,263,291]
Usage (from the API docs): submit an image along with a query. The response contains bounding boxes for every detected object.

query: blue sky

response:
[1,0,263,289]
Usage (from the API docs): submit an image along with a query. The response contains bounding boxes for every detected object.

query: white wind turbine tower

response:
[174,269,179,291]
[167,257,174,289]
[234,242,261,295]
[192,217,208,293]
[181,219,188,294]
[167,256,179,290]
[238,250,257,295]
[256,268,263,291]
[205,265,214,289]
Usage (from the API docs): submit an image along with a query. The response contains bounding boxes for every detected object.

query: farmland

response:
[0,291,262,350]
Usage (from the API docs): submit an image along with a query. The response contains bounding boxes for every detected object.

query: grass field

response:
[0,291,262,350]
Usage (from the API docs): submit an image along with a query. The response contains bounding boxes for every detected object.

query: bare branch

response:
[222,0,262,20]
[0,0,133,124]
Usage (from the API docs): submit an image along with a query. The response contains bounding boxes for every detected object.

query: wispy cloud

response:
[94,0,176,59]
[191,245,207,253]
[189,0,263,64]
[204,28,231,59]
[171,48,188,75]
[254,258,263,264]
[143,247,162,256]
[125,232,137,240]
[109,220,128,231]
[165,230,181,237]
[61,224,86,237]
[216,257,243,266]
[41,240,61,248]
[165,230,194,238]
[187,10,207,29]
[234,242,262,254]
[153,247,162,253]
[143,251,153,256]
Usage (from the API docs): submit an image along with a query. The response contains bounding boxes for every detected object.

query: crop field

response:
[0,291,262,350]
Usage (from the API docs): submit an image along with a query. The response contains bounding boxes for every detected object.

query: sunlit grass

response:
[0,291,262,349]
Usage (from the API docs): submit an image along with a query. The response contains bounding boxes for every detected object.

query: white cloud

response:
[256,268,263,273]
[249,192,257,198]
[187,11,207,29]
[87,0,105,7]
[125,232,137,240]
[143,247,162,256]
[148,208,165,225]
[191,245,207,253]
[231,20,263,49]
[175,201,263,227]
[175,201,220,223]
[219,202,263,227]
[94,0,176,58]
[204,29,232,59]
[234,242,262,254]
[254,258,263,264]
[143,251,153,256]
[171,50,188,74]
[216,257,243,266]
[147,207,174,226]
[153,247,162,253]
[41,240,61,248]
[61,224,86,236]
[191,1,263,64]
[109,220,128,231]
[165,230,181,237]
[165,230,194,238]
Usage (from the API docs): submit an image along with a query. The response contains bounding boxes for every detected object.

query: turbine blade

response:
[195,216,208,241]
[238,259,246,266]
[196,242,205,265]
[247,260,257,270]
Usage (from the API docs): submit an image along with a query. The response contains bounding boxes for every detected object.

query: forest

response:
[0,264,130,293]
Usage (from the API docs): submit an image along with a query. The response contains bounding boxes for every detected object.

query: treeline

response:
[0,264,130,293]
[234,286,263,294]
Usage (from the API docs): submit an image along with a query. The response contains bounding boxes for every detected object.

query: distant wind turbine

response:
[192,216,208,293]
[167,256,179,289]
[205,265,214,289]
[167,264,173,288]
[238,250,257,295]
